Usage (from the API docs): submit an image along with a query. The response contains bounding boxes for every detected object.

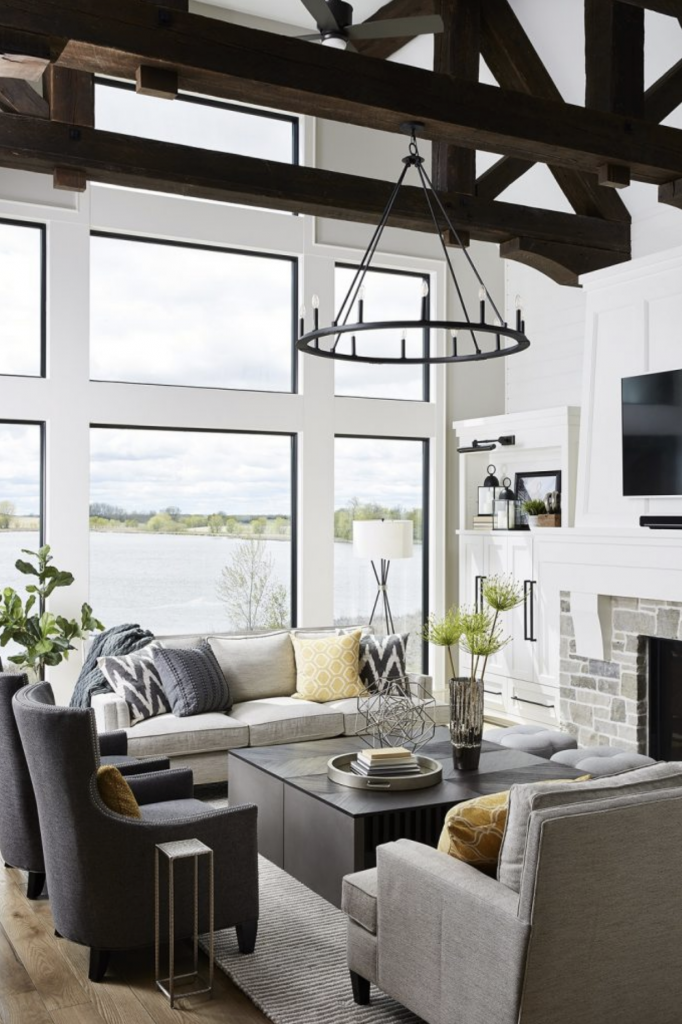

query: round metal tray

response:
[327,753,443,791]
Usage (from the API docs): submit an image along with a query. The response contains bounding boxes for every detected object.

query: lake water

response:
[0,531,424,639]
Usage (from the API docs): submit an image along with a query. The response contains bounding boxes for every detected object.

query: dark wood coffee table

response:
[228,728,582,907]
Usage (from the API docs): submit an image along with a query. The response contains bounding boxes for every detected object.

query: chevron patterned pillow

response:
[98,641,170,726]
[359,633,409,692]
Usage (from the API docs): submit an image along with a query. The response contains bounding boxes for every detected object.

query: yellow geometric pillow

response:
[438,790,509,875]
[291,629,366,702]
[438,775,591,874]
[96,765,142,819]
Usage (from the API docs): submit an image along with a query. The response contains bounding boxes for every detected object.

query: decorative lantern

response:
[477,464,499,516]
[493,477,516,531]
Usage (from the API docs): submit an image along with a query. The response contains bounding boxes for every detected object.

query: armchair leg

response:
[88,949,111,982]
[26,871,46,900]
[351,970,370,1005]
[236,920,258,954]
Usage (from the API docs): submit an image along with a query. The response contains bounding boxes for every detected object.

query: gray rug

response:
[202,857,423,1024]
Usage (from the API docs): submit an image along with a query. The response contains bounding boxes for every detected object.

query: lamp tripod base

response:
[368,559,396,635]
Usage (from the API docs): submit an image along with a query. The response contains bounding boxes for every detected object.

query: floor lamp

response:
[352,520,414,635]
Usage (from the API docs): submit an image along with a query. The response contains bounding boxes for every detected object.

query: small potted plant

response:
[422,576,524,770]
[522,498,547,531]
[0,545,104,681]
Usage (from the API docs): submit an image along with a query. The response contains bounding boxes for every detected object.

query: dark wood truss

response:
[0,0,680,282]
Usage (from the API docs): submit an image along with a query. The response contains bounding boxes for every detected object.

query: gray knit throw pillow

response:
[153,641,231,718]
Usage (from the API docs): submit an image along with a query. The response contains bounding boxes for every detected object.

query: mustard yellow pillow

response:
[291,630,366,702]
[96,765,141,819]
[438,775,591,874]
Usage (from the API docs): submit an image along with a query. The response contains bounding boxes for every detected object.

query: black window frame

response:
[89,423,298,629]
[95,78,300,167]
[0,218,46,380]
[334,433,430,673]
[89,231,299,395]
[334,263,431,403]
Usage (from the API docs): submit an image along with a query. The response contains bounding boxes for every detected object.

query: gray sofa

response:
[343,762,682,1024]
[91,629,444,784]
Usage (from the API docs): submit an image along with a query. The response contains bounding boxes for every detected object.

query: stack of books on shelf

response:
[472,515,494,531]
[351,747,421,777]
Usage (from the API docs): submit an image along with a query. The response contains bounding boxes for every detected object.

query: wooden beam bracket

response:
[135,64,178,99]
[597,163,631,188]
[500,236,630,287]
[53,165,86,191]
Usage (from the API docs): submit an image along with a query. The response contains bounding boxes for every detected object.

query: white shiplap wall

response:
[505,261,586,413]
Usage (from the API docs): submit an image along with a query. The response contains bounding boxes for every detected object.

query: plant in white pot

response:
[422,575,524,770]
[0,545,104,681]
[522,498,547,531]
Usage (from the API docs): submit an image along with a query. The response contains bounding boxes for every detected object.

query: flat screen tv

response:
[622,368,682,496]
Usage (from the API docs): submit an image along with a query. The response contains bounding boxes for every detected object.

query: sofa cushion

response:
[207,632,296,702]
[498,761,682,893]
[342,868,378,935]
[324,697,367,736]
[291,631,366,702]
[98,641,170,726]
[154,642,231,717]
[359,633,408,692]
[125,711,249,758]
[228,697,345,747]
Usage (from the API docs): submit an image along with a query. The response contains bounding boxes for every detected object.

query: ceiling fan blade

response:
[296,32,327,40]
[298,0,341,34]
[347,14,444,41]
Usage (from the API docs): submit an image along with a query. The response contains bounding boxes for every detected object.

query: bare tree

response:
[216,538,289,631]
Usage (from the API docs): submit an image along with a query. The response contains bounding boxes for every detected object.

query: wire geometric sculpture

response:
[357,675,437,753]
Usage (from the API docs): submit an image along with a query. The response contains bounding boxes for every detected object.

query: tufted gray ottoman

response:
[483,724,577,760]
[550,746,656,776]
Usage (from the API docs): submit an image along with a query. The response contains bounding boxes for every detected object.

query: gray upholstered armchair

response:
[13,682,259,981]
[0,672,169,900]
[344,785,682,1024]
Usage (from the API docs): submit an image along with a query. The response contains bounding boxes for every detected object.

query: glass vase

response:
[449,676,484,771]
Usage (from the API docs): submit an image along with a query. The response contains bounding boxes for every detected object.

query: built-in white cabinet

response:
[453,407,580,727]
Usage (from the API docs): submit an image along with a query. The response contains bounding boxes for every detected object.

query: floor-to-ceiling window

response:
[334,436,428,674]
[90,427,295,635]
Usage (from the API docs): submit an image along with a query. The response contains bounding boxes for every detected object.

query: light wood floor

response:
[0,864,269,1024]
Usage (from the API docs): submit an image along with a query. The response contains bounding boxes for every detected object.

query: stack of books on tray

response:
[351,747,421,777]
[472,515,494,531]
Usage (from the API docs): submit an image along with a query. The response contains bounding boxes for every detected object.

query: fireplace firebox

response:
[648,637,682,761]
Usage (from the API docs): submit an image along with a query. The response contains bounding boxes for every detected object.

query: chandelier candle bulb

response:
[312,294,320,330]
[421,280,429,320]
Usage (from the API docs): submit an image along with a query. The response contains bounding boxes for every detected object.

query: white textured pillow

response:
[98,641,170,726]
[498,761,682,892]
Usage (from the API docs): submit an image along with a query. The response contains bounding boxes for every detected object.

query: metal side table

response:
[155,838,214,1008]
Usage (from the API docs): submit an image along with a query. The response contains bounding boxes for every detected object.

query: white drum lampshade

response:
[352,520,414,561]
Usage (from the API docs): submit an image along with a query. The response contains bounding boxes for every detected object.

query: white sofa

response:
[91,629,444,784]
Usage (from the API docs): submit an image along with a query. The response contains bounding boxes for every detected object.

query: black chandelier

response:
[297,123,530,366]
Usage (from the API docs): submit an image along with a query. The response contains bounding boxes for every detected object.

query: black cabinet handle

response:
[523,579,537,642]
[475,575,487,612]
[484,688,503,697]
[512,695,555,710]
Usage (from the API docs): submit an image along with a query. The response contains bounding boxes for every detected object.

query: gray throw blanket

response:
[70,624,154,709]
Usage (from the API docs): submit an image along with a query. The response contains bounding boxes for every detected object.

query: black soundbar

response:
[640,516,682,530]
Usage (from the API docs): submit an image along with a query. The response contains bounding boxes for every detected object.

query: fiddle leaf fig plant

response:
[0,545,104,679]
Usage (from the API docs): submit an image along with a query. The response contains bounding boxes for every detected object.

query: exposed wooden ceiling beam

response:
[644,57,682,122]
[352,0,435,60]
[0,112,630,262]
[432,0,479,201]
[615,0,682,15]
[500,237,629,287]
[0,1,678,186]
[586,0,644,117]
[0,79,48,116]
[479,0,629,221]
[475,156,534,200]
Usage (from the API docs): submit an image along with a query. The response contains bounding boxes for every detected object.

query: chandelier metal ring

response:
[296,321,530,364]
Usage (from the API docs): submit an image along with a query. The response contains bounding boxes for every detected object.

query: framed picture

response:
[514,470,562,528]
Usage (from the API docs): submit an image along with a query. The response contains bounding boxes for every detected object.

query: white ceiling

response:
[200,0,392,31]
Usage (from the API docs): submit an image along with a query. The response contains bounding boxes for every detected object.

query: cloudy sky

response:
[0,424,41,514]
[0,222,42,377]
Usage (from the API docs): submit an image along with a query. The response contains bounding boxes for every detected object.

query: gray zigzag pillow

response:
[359,633,409,691]
[98,641,170,726]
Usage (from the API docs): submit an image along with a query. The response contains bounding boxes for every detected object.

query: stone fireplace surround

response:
[559,594,682,753]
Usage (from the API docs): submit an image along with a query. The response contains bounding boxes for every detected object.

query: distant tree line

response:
[89,504,291,538]
[333,499,423,543]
